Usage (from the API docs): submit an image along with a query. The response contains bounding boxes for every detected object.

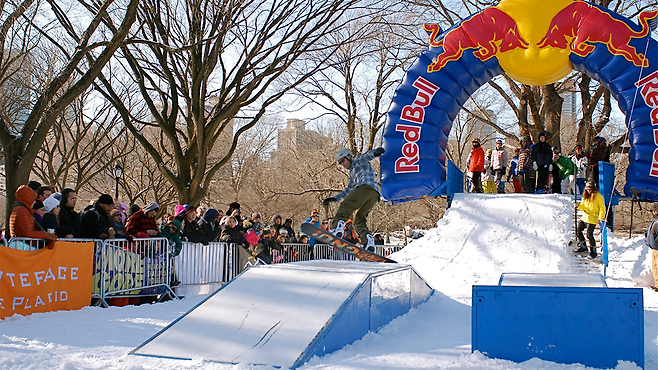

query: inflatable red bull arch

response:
[380,0,658,202]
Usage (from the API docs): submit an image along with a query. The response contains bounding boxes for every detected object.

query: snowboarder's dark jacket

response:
[531,141,553,166]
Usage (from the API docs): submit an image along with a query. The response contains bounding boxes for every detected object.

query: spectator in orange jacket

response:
[468,138,485,193]
[9,185,57,247]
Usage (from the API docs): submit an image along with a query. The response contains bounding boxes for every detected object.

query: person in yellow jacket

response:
[574,181,606,258]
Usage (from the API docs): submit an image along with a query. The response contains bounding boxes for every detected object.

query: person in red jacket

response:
[9,185,57,248]
[468,138,485,193]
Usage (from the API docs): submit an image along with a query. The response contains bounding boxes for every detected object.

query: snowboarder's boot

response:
[589,244,597,258]
[365,233,375,252]
[330,219,346,239]
[573,241,588,253]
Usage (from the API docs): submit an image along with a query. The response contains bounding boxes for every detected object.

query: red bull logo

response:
[538,3,657,67]
[426,8,529,73]
[395,77,439,173]
[636,71,658,177]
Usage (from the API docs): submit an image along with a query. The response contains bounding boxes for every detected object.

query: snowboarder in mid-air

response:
[323,147,384,252]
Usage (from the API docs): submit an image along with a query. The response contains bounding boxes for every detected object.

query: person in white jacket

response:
[491,139,508,193]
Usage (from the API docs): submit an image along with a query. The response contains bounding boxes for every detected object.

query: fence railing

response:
[4,238,405,306]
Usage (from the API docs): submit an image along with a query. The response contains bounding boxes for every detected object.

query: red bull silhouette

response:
[426,8,529,73]
[538,2,658,67]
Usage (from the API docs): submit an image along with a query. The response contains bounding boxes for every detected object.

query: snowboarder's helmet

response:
[335,148,353,163]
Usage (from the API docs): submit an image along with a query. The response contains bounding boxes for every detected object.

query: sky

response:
[0,193,656,370]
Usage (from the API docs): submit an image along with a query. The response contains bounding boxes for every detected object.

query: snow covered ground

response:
[1,193,656,370]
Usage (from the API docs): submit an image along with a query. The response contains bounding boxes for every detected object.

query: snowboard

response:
[301,223,396,263]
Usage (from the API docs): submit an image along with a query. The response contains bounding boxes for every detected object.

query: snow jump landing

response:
[130,260,433,368]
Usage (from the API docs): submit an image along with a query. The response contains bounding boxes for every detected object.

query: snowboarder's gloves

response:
[373,147,385,157]
[323,197,337,205]
[548,164,553,171]
[532,162,538,171]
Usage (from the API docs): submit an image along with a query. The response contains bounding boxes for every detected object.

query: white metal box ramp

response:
[130,260,433,368]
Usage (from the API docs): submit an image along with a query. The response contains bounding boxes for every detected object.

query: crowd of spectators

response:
[5,184,388,255]
[468,134,609,195]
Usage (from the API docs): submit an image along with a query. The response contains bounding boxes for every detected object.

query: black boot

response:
[573,241,588,253]
[589,245,597,258]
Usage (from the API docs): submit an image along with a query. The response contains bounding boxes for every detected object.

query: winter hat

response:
[97,194,114,205]
[202,208,220,224]
[311,208,319,216]
[538,131,547,138]
[184,205,197,215]
[229,202,241,210]
[284,218,292,224]
[33,200,45,211]
[252,212,261,220]
[110,209,121,217]
[174,204,185,216]
[495,139,503,144]
[43,197,60,212]
[520,136,530,142]
[472,138,480,144]
[118,202,128,211]
[174,204,187,216]
[144,202,160,213]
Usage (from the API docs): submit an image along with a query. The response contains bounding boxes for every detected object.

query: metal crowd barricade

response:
[99,237,176,304]
[312,243,356,261]
[174,241,229,285]
[272,243,315,263]
[376,245,404,257]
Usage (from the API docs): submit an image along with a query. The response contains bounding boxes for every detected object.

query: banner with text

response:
[0,241,94,319]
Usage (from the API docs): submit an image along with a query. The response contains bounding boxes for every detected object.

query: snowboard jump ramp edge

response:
[130,260,433,368]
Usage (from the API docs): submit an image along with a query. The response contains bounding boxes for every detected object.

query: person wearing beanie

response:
[516,136,534,193]
[282,218,296,242]
[531,131,553,193]
[182,205,212,244]
[110,209,129,239]
[126,202,159,238]
[647,203,658,290]
[198,208,222,243]
[32,200,46,225]
[570,144,589,195]
[468,138,485,193]
[9,185,57,245]
[491,139,508,194]
[80,194,116,239]
[573,181,606,258]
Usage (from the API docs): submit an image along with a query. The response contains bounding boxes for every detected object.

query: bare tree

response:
[32,91,132,192]
[94,0,381,207]
[0,0,140,225]
[291,11,420,153]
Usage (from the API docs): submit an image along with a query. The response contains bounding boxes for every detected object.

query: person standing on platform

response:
[573,181,606,258]
[491,139,508,194]
[468,138,485,193]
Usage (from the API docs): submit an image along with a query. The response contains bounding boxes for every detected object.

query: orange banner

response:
[0,241,94,319]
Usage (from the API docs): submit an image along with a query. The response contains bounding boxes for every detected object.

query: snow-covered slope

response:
[1,193,656,370]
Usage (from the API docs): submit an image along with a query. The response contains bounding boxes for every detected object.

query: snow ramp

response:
[130,260,432,368]
[390,193,579,298]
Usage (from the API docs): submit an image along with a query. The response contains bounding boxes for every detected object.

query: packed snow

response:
[1,193,657,370]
